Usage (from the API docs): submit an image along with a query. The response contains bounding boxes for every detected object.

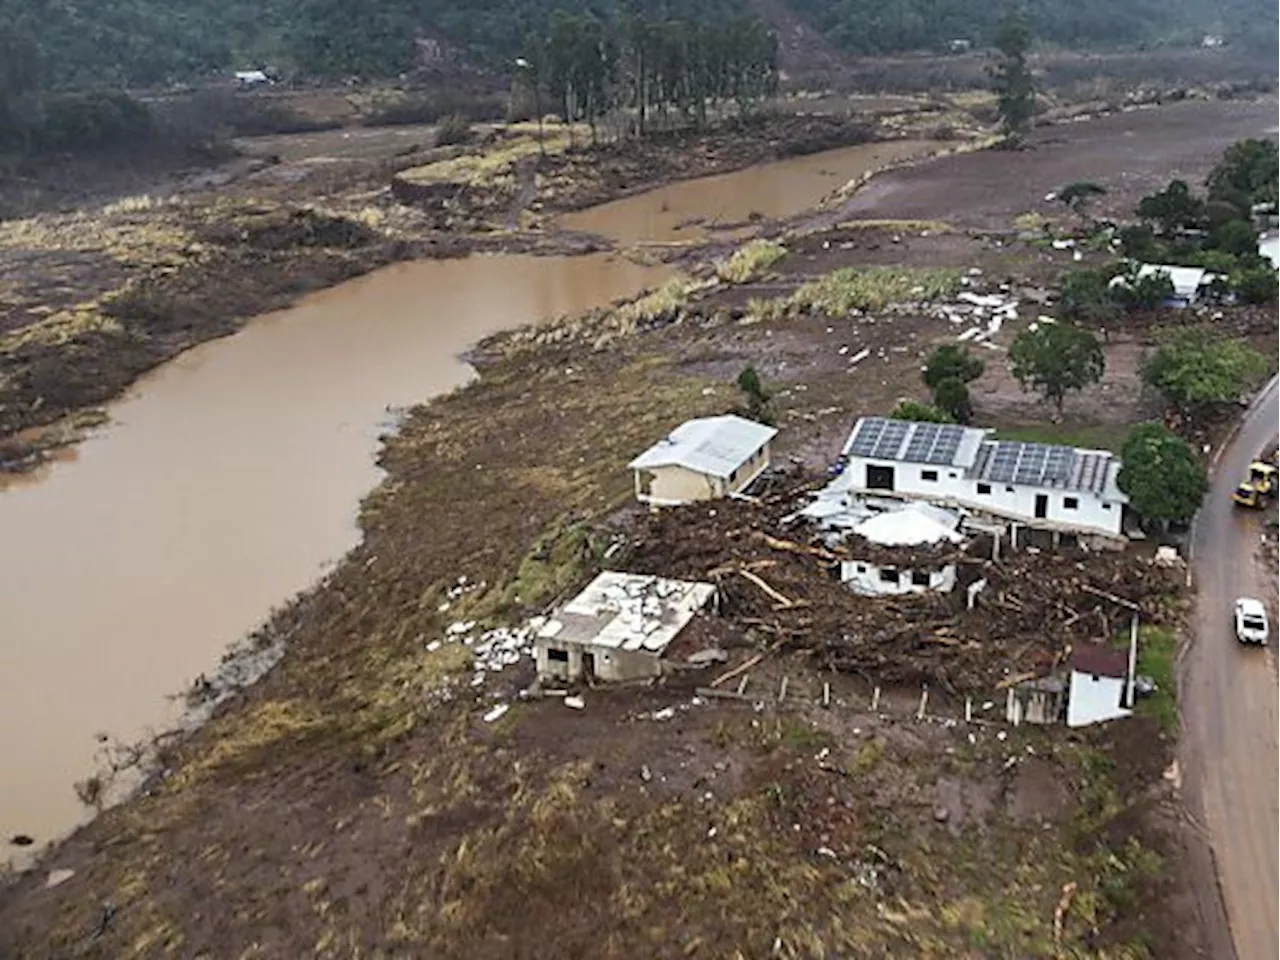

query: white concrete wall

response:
[535,639,663,684]
[1066,671,1132,727]
[840,560,956,596]
[846,456,1123,536]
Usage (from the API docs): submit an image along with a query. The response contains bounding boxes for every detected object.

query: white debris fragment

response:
[483,704,509,723]
[564,695,585,710]
[652,707,676,721]
[1051,239,1075,250]
[426,640,442,653]
[45,869,75,889]
[707,826,718,838]
[996,730,1008,741]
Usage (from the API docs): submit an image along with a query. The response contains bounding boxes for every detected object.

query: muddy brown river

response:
[0,138,930,866]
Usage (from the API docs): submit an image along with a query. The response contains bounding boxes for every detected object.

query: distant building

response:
[1109,263,1224,308]
[840,503,963,596]
[839,417,1127,538]
[234,70,272,88]
[1066,642,1132,727]
[629,415,777,507]
[533,572,717,684]
[948,39,972,53]
[1201,34,1225,48]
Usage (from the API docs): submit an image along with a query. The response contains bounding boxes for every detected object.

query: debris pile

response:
[618,490,1179,693]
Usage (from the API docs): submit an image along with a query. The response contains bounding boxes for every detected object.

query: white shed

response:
[840,503,963,596]
[629,415,777,506]
[1066,643,1132,727]
[840,417,1127,538]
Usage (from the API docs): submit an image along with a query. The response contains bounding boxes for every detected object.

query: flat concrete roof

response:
[535,571,716,656]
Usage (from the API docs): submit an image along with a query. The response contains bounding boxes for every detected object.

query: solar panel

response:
[930,427,964,465]
[1045,448,1074,484]
[848,418,886,457]
[904,423,940,462]
[871,420,910,459]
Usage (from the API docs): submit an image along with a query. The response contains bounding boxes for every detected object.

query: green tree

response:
[1136,180,1206,236]
[1207,138,1279,207]
[932,376,973,423]
[1110,265,1175,311]
[890,399,955,423]
[1057,268,1121,338]
[1117,223,1161,261]
[987,8,1035,147]
[1117,422,1208,527]
[1210,219,1260,259]
[737,364,775,425]
[922,344,984,390]
[1141,326,1268,413]
[1008,322,1105,415]
[1232,266,1279,304]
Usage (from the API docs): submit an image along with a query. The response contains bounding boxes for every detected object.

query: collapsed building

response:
[533,571,718,684]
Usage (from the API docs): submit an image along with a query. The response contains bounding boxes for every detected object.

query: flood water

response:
[0,136,928,865]
[560,139,939,244]
[0,253,672,862]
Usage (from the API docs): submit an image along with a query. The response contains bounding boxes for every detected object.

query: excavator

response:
[1232,458,1278,509]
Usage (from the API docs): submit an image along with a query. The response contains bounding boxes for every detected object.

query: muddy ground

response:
[1,85,1277,957]
[838,98,1277,229]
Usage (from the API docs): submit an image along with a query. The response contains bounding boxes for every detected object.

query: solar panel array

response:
[849,418,968,465]
[982,442,1077,487]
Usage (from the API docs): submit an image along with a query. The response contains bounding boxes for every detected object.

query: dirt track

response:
[1184,376,1280,960]
[840,99,1279,228]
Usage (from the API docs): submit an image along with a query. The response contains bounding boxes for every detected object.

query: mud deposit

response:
[0,252,671,864]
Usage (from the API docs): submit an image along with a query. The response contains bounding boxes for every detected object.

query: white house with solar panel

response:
[629,414,778,507]
[838,417,1127,538]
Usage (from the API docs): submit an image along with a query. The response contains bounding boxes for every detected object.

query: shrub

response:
[890,400,954,423]
[1111,266,1175,310]
[1140,325,1268,413]
[716,240,787,284]
[932,376,973,423]
[922,344,983,390]
[434,114,473,146]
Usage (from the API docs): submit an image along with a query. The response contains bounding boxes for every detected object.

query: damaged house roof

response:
[629,415,778,479]
[535,571,716,656]
[852,502,963,546]
[1070,642,1129,679]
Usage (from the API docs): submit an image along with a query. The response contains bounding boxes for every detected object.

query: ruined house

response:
[839,503,964,596]
[533,572,717,684]
[839,417,1128,538]
[1066,642,1132,727]
[629,415,777,506]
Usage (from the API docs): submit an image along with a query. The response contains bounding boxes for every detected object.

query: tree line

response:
[518,9,778,142]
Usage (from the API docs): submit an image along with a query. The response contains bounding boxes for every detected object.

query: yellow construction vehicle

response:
[1232,461,1278,508]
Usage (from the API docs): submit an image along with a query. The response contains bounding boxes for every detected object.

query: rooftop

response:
[853,502,963,546]
[843,417,1123,497]
[629,415,777,479]
[535,571,716,656]
[970,441,1118,495]
[1070,642,1129,679]
[842,417,988,470]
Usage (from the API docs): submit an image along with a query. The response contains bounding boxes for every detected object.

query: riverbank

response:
[0,111,925,473]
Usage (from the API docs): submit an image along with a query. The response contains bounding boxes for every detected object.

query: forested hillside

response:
[1,0,1274,93]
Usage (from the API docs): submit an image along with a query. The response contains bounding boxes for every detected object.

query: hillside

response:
[1,0,1275,91]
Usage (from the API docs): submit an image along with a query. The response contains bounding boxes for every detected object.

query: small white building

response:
[533,572,717,684]
[1110,264,1223,308]
[1066,642,1132,727]
[234,70,272,87]
[629,415,777,506]
[840,503,963,596]
[839,417,1127,538]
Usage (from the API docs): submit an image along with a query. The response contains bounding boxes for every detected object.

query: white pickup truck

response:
[1234,597,1270,645]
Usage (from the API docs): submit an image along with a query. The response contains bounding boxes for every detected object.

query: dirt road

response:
[1184,375,1279,960]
